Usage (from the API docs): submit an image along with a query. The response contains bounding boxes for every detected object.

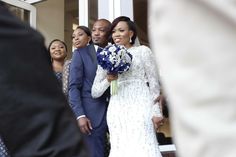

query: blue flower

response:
[97,44,132,74]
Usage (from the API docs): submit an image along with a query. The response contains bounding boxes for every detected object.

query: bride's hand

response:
[152,116,164,131]
[107,74,118,82]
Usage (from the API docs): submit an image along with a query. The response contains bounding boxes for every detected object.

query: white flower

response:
[114,57,121,68]
[109,56,115,64]
[111,51,116,56]
[100,51,105,55]
[97,44,132,74]
[117,49,125,57]
[109,46,116,52]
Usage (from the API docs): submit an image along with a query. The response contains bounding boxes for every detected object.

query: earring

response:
[129,37,132,43]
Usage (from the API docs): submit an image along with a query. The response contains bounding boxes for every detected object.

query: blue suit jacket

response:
[69,44,108,128]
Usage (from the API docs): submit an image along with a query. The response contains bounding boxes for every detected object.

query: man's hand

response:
[78,117,93,135]
[152,116,164,131]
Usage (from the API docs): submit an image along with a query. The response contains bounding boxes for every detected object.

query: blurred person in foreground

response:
[0,2,88,157]
[149,0,236,157]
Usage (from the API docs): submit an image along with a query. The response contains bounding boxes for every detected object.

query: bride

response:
[92,16,163,157]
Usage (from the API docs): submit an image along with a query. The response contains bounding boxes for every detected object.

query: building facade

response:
[2,0,175,156]
[3,0,149,56]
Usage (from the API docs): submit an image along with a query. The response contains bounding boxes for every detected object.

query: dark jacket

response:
[0,3,88,157]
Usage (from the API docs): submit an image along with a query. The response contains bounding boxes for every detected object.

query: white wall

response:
[34,0,64,46]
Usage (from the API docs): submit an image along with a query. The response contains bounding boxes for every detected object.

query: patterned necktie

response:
[97,46,103,53]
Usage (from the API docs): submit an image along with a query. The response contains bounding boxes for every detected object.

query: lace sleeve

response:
[91,65,110,98]
[141,46,162,117]
[142,46,161,100]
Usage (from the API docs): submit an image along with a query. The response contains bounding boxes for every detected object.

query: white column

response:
[113,0,121,20]
[98,0,115,21]
[98,0,133,21]
[79,0,88,26]
[120,0,133,20]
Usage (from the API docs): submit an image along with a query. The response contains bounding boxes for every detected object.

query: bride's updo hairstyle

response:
[110,16,137,45]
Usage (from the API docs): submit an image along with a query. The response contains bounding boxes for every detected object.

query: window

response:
[7,4,30,24]
[133,0,149,46]
[2,0,36,27]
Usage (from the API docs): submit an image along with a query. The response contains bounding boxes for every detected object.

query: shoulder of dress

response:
[139,45,151,51]
[65,59,71,64]
[136,45,152,56]
[64,59,72,67]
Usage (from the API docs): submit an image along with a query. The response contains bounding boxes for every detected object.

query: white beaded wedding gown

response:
[92,45,163,157]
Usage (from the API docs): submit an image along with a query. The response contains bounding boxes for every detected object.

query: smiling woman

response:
[92,16,163,157]
[48,39,68,84]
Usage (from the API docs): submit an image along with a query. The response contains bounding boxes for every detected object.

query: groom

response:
[69,19,111,157]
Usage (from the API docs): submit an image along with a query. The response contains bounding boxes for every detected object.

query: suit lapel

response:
[87,44,97,64]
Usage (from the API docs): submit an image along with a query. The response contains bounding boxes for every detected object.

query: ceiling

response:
[19,0,47,4]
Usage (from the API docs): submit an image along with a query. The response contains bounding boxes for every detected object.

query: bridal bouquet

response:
[97,44,132,95]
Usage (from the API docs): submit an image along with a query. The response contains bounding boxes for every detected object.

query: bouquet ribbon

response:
[110,80,118,95]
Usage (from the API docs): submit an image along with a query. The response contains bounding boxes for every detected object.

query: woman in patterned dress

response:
[48,39,68,85]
